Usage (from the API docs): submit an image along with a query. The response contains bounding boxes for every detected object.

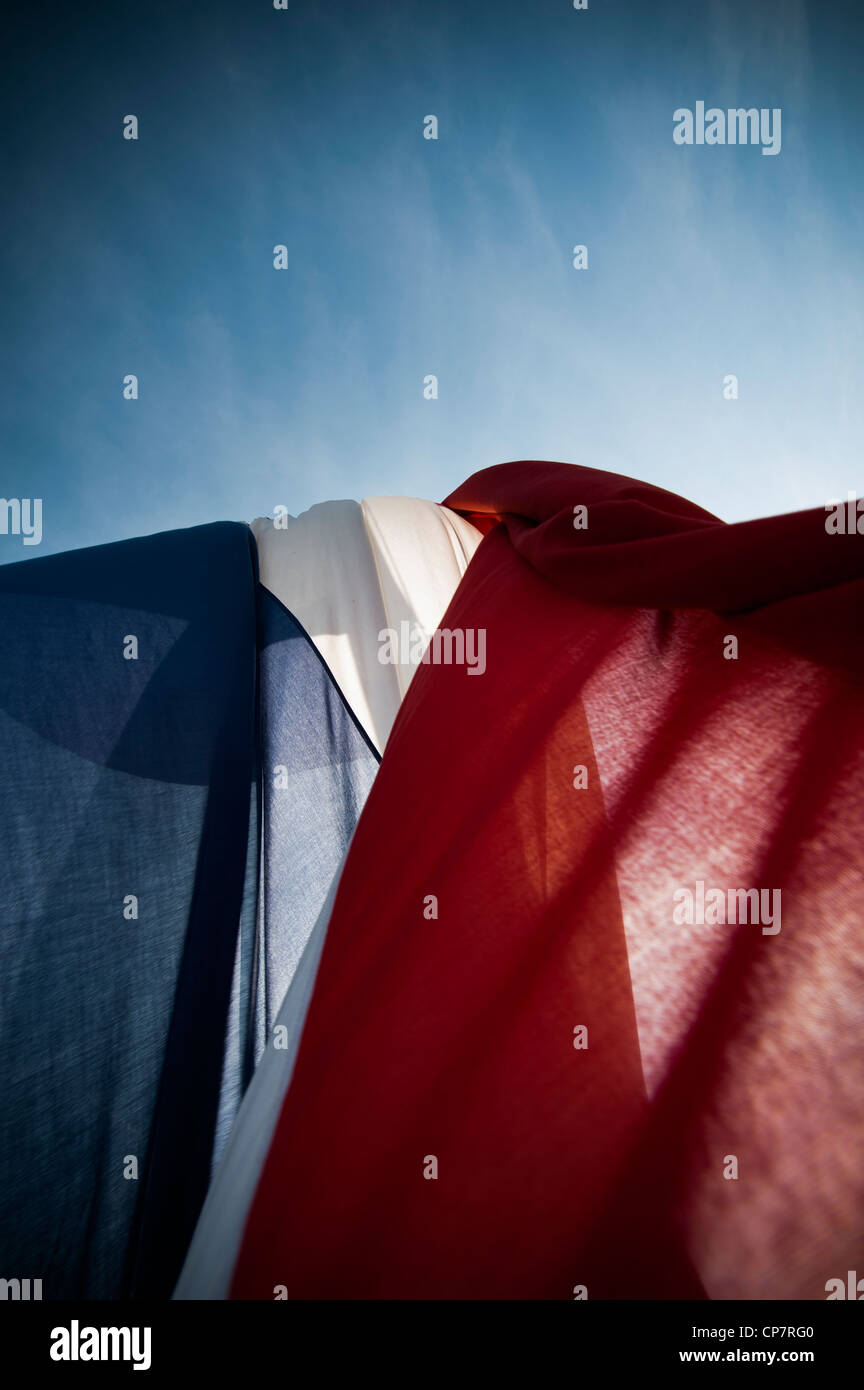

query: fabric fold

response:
[230,460,864,1300]
[252,499,482,751]
[0,522,259,1300]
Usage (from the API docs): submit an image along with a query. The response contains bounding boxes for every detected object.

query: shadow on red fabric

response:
[231,461,864,1300]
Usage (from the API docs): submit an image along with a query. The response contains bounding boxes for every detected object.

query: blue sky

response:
[2,0,863,559]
